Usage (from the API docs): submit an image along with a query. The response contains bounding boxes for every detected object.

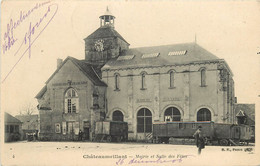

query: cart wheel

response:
[107,136,112,142]
[219,139,229,146]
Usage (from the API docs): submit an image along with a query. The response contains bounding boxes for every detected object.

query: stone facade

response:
[36,58,106,141]
[102,58,235,140]
[36,8,236,141]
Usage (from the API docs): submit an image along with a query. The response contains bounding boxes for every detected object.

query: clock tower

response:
[84,7,130,65]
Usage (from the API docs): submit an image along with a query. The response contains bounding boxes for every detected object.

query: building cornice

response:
[102,59,225,72]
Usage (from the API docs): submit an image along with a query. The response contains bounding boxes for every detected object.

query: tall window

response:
[169,71,175,88]
[65,88,79,113]
[137,108,152,133]
[201,69,206,86]
[115,74,119,90]
[164,107,181,121]
[112,110,124,122]
[197,108,211,121]
[141,72,146,89]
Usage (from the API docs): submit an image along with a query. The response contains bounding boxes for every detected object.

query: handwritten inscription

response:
[2,2,58,83]
[82,153,194,165]
[115,154,194,165]
[116,157,182,165]
[2,1,51,54]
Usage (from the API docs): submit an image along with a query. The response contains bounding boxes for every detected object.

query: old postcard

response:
[1,0,260,166]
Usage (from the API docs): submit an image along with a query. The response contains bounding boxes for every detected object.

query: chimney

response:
[57,58,63,69]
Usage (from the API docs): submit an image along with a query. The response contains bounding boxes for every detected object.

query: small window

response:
[5,125,9,133]
[10,125,14,133]
[14,125,19,132]
[169,71,175,88]
[201,69,206,86]
[115,74,119,90]
[141,72,147,90]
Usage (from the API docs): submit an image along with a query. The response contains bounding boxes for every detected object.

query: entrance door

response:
[84,128,89,140]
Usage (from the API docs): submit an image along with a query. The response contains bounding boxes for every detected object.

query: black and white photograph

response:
[1,1,259,165]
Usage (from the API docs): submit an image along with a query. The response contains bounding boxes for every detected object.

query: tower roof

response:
[99,7,115,18]
[84,26,129,44]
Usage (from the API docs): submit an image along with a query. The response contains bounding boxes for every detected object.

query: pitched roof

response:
[84,26,129,45]
[69,57,107,86]
[102,43,222,70]
[5,112,22,124]
[236,110,245,117]
[15,115,38,123]
[45,57,107,87]
[35,85,47,99]
[234,104,255,125]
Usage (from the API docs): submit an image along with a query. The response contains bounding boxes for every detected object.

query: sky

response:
[1,1,260,116]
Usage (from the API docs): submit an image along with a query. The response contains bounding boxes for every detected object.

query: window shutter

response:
[76,99,79,113]
[64,99,68,113]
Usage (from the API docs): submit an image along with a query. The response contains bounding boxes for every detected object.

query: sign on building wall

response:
[55,123,61,133]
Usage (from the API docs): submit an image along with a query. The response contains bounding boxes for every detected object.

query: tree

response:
[19,102,37,115]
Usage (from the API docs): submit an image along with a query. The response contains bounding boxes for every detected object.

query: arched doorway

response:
[112,110,124,122]
[137,108,152,133]
[197,108,211,121]
[164,107,181,121]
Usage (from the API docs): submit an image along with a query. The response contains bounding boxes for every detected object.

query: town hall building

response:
[36,8,235,141]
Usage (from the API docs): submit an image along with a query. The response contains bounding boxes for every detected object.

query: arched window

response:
[201,69,206,86]
[112,110,124,122]
[169,71,175,88]
[164,107,181,121]
[197,108,211,121]
[65,88,79,113]
[141,72,146,89]
[137,108,152,133]
[115,74,119,90]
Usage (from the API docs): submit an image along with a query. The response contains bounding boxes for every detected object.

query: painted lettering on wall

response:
[162,97,180,102]
[136,99,152,103]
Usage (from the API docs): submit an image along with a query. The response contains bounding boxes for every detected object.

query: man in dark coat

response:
[78,130,83,141]
[193,126,205,155]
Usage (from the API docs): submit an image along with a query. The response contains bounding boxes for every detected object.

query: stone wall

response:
[38,59,106,141]
[102,61,235,140]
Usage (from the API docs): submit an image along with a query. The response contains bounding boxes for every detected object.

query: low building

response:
[15,114,39,140]
[234,104,255,141]
[5,112,22,142]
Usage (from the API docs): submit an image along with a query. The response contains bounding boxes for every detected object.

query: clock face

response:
[94,39,104,52]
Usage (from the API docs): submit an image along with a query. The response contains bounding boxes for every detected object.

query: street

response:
[1,141,257,166]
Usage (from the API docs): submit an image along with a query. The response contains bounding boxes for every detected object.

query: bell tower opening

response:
[99,7,115,27]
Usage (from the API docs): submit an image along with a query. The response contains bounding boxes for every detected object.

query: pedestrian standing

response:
[193,126,205,155]
[78,130,83,141]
